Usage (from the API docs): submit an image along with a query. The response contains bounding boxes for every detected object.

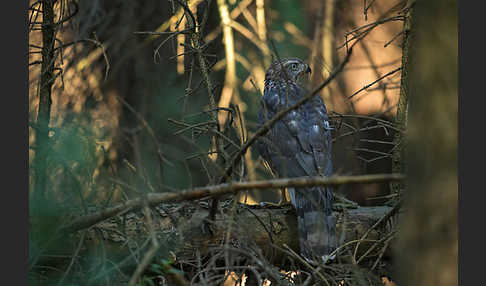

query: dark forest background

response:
[28,0,457,285]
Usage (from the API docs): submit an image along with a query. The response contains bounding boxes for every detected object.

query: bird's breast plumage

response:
[257,80,333,177]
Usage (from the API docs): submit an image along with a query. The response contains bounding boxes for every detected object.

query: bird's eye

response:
[291,63,298,70]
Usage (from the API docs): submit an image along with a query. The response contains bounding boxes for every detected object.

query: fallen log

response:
[39,203,394,277]
[173,204,393,263]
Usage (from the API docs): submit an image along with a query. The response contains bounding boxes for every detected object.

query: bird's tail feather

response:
[291,187,337,262]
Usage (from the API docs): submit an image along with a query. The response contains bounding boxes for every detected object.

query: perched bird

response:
[255,57,337,262]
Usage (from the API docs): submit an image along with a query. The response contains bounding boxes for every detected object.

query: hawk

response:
[255,57,337,262]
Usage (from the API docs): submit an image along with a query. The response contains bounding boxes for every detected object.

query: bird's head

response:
[265,57,312,84]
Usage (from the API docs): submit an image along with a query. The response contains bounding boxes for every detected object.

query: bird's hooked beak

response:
[299,64,311,81]
[296,63,312,82]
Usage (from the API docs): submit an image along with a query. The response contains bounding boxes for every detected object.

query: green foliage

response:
[139,257,185,286]
[29,115,104,284]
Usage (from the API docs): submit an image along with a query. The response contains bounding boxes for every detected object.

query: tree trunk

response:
[390,0,414,197]
[33,0,56,204]
[395,1,458,285]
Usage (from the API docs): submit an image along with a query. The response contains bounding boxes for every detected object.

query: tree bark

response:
[391,0,415,197]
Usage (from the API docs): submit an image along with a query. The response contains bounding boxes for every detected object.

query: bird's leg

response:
[332,193,359,210]
[278,188,292,205]
[200,196,220,235]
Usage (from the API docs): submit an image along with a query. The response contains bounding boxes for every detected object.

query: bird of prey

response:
[255,57,337,263]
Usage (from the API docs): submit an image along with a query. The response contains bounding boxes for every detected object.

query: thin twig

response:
[352,199,402,262]
[56,231,86,286]
[281,244,330,286]
[347,67,402,99]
